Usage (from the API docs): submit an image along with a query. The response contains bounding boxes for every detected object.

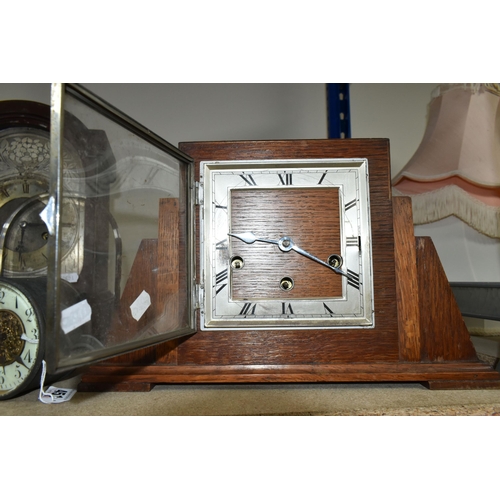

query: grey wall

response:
[0,83,435,173]
[0,83,328,145]
[350,83,437,176]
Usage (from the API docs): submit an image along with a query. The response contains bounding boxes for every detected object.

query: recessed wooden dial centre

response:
[229,187,342,301]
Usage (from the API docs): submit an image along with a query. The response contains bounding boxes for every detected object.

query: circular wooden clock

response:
[201,159,374,329]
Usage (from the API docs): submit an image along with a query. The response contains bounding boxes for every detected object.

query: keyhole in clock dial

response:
[280,277,294,291]
[230,256,245,269]
[328,254,343,269]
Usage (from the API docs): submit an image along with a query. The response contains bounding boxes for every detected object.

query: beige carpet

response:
[2,378,500,416]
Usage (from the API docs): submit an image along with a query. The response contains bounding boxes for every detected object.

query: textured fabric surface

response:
[392,83,500,238]
[2,379,500,416]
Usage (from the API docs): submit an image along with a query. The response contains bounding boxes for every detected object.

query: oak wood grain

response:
[393,196,421,361]
[230,187,342,300]
[416,237,478,362]
[82,362,500,384]
[111,239,158,343]
[178,139,399,365]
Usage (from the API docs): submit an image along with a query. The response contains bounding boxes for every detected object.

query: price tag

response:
[61,299,92,334]
[39,386,77,404]
[130,290,151,321]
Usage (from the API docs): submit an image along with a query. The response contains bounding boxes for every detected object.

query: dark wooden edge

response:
[80,362,500,385]
[423,380,500,390]
[77,381,154,393]
[0,100,50,131]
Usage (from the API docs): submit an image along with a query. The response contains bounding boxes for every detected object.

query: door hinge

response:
[195,181,203,205]
[194,282,204,311]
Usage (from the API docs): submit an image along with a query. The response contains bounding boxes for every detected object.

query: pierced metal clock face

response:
[0,128,85,279]
[201,159,374,330]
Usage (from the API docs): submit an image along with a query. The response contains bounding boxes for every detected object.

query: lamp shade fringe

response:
[393,185,500,238]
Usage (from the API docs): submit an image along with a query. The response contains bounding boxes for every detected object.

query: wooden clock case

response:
[79,139,500,391]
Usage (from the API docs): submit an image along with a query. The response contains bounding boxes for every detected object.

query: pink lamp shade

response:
[392,84,500,238]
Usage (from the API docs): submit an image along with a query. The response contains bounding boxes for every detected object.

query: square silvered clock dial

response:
[200,159,374,330]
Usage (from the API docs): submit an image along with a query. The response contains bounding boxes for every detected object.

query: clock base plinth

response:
[77,380,155,393]
[78,362,500,390]
[422,379,500,390]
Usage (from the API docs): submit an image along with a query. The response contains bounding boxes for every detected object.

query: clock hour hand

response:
[228,231,280,246]
[228,231,348,277]
[15,220,28,265]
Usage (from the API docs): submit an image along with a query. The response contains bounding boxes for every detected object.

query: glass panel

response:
[47,84,195,372]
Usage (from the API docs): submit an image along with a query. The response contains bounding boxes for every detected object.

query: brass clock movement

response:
[1,84,499,400]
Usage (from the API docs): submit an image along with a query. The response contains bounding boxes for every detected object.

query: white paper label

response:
[62,272,79,283]
[39,386,77,404]
[130,290,151,321]
[39,196,55,235]
[60,299,92,334]
[38,361,78,404]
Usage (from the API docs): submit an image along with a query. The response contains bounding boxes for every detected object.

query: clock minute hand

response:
[289,242,348,278]
[228,231,348,277]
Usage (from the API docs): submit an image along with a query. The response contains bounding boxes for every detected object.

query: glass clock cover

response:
[45,84,195,373]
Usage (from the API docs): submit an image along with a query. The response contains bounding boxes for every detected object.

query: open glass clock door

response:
[0,83,196,398]
[45,83,196,374]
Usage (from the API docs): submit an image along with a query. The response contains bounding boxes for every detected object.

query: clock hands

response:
[15,220,27,266]
[228,232,280,246]
[228,231,348,278]
[21,333,39,344]
[14,218,48,268]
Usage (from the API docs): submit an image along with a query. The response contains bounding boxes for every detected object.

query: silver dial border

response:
[200,158,374,330]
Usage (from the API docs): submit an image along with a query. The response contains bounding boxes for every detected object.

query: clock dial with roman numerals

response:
[201,159,374,330]
[0,127,86,279]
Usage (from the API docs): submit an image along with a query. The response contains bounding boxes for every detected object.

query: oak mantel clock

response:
[1,85,499,400]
